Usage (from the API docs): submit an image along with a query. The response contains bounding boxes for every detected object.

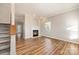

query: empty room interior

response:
[1,3,79,55]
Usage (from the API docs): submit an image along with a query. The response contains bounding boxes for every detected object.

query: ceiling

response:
[15,3,79,17]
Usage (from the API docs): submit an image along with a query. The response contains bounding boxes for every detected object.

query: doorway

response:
[15,15,25,40]
[16,23,24,40]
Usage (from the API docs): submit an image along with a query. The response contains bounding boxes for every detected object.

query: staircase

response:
[0,23,10,55]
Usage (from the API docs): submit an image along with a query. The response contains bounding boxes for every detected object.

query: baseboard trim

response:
[25,36,41,39]
[24,35,79,44]
[42,35,79,44]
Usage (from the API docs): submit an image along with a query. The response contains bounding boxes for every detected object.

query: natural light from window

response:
[45,21,51,32]
[66,20,78,39]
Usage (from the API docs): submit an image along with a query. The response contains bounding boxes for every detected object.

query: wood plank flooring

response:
[16,37,79,55]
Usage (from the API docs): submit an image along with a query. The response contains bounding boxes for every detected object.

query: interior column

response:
[10,3,16,55]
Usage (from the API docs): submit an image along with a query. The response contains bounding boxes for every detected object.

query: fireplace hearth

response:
[33,30,39,37]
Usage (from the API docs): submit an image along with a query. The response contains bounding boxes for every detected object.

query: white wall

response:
[24,15,40,39]
[40,9,79,44]
[0,4,10,24]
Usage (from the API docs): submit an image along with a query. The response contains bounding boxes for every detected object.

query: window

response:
[67,25,78,39]
[45,21,51,32]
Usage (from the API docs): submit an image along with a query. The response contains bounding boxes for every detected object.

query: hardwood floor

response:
[16,37,79,55]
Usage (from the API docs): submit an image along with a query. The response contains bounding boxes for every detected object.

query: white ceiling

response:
[15,3,79,17]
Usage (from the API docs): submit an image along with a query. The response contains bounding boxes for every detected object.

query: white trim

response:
[25,35,41,39]
[42,35,79,44]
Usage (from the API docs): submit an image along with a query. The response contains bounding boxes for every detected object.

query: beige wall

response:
[0,4,10,24]
[40,9,79,44]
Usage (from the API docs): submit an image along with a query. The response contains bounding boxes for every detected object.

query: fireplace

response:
[33,30,39,37]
